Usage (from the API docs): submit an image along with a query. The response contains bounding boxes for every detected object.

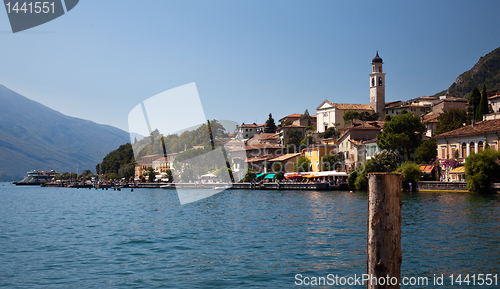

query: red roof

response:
[435,119,500,138]
[240,123,265,128]
[279,113,315,122]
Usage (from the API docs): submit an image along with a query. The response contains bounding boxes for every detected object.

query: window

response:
[492,142,497,151]
[462,142,467,158]
[478,141,483,153]
[441,146,446,158]
[372,78,375,87]
[379,77,383,86]
[470,142,475,154]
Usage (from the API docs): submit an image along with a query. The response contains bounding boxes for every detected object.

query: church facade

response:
[316,52,386,133]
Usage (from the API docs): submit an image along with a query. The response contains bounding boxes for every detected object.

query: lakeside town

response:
[15,52,500,193]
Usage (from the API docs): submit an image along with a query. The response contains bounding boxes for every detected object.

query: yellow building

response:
[301,144,338,172]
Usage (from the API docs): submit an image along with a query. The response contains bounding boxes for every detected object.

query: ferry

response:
[14,170,58,185]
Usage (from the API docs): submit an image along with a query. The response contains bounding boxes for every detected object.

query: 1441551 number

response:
[5,2,55,14]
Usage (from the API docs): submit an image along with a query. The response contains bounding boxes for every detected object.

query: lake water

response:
[0,183,499,288]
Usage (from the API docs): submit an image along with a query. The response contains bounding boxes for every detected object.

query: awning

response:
[303,175,319,178]
[314,171,349,177]
[256,173,266,178]
[419,165,434,173]
[284,171,349,178]
[201,173,216,178]
[450,166,465,174]
[264,173,276,179]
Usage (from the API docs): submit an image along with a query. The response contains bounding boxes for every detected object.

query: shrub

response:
[348,171,358,190]
[464,149,500,193]
[395,162,421,191]
[354,174,368,190]
[294,156,311,172]
[243,168,256,182]
[364,150,403,173]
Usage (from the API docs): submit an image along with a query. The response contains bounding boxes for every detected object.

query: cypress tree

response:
[264,113,277,133]
[476,84,489,121]
[468,86,481,122]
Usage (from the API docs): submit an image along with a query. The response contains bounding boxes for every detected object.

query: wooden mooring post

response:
[367,173,402,289]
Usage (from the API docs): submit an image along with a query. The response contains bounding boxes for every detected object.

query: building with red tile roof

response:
[316,100,374,132]
[435,118,500,161]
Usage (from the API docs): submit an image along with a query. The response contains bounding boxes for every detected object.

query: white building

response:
[316,52,386,133]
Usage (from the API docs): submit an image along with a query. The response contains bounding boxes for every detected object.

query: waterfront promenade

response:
[28,180,500,193]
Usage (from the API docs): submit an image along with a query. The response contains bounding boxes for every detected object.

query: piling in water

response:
[367,173,402,289]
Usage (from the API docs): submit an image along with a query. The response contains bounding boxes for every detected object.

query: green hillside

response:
[432,46,500,98]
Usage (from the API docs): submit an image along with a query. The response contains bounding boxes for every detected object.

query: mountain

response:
[432,46,500,98]
[0,85,130,181]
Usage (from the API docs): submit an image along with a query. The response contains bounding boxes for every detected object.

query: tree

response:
[395,162,421,189]
[301,109,310,119]
[265,113,277,133]
[322,127,337,139]
[213,167,233,183]
[300,136,315,146]
[181,167,195,182]
[354,173,368,190]
[348,171,357,190]
[294,156,311,172]
[321,154,339,171]
[383,114,392,122]
[147,168,155,182]
[464,148,500,193]
[436,108,468,135]
[243,168,256,182]
[97,143,135,178]
[364,150,403,173]
[106,172,119,180]
[417,138,437,164]
[468,86,481,122]
[343,111,360,125]
[359,111,379,121]
[377,113,425,160]
[165,169,173,182]
[273,162,285,173]
[285,130,303,153]
[352,150,403,191]
[207,119,227,141]
[476,84,489,121]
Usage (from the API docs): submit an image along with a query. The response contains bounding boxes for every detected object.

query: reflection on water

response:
[0,184,499,288]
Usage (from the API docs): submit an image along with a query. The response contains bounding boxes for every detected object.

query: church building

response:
[316,52,386,133]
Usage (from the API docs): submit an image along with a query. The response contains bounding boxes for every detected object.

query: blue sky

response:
[1,0,500,132]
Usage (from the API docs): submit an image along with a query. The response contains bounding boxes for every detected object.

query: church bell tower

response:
[370,51,385,120]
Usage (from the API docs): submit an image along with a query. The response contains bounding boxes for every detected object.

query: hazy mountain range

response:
[0,85,130,181]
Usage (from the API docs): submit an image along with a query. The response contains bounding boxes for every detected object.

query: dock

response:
[36,181,348,191]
